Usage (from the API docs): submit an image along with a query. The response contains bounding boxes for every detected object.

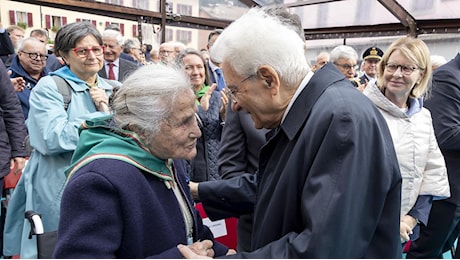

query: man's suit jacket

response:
[200,63,402,258]
[215,101,268,251]
[425,53,460,205]
[217,102,268,179]
[205,60,217,86]
[98,59,139,82]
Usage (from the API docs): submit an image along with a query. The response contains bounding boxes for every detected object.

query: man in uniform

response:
[359,46,384,85]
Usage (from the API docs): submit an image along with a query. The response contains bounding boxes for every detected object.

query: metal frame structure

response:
[10,0,460,42]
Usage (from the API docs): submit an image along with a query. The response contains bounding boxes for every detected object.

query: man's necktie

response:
[215,67,226,91]
[108,63,116,80]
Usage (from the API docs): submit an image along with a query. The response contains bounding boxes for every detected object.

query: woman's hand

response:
[177,239,214,258]
[200,84,216,112]
[90,87,109,112]
[400,215,417,243]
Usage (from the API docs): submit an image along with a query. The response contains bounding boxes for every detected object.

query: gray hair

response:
[175,48,206,69]
[111,64,191,140]
[123,38,140,53]
[102,29,124,46]
[329,45,358,63]
[210,7,308,88]
[17,37,46,52]
[54,22,102,58]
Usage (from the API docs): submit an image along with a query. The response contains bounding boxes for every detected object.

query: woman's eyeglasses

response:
[385,63,420,75]
[72,46,105,57]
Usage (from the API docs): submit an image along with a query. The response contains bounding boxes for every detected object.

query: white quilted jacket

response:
[364,83,450,217]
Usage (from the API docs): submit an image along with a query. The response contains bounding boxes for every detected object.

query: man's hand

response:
[177,240,214,259]
[10,157,26,174]
[178,244,211,259]
[10,77,26,92]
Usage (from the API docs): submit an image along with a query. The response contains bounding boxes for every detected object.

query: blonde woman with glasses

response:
[363,36,450,249]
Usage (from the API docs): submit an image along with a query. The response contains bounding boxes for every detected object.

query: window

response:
[165,28,173,42]
[9,10,33,28]
[45,14,68,30]
[317,4,328,27]
[355,0,372,24]
[105,0,124,5]
[133,0,149,9]
[177,4,192,16]
[413,0,434,11]
[176,29,191,44]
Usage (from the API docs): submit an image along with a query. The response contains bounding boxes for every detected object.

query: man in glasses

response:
[8,37,50,119]
[181,6,401,259]
[330,45,362,88]
[30,28,64,72]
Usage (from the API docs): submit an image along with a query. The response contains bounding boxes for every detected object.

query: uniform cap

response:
[363,47,384,60]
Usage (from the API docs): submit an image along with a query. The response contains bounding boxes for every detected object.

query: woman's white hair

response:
[111,64,191,138]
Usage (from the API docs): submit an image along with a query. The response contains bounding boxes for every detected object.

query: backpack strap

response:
[51,75,72,110]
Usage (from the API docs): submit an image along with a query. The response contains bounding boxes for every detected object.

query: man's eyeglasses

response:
[385,63,419,75]
[159,50,174,55]
[334,63,359,71]
[20,51,48,61]
[72,46,105,57]
[225,74,256,102]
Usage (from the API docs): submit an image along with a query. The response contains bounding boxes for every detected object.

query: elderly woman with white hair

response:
[53,64,233,258]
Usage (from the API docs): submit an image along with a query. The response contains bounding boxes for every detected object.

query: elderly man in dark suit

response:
[98,29,138,82]
[182,7,402,258]
[407,53,460,258]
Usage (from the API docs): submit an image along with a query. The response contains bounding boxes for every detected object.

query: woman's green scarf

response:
[66,115,175,189]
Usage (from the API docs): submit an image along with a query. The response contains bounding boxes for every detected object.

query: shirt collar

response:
[281,70,314,124]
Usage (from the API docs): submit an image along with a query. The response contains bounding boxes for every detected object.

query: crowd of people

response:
[0,5,458,259]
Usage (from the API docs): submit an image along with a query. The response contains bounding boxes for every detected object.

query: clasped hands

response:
[177,239,236,259]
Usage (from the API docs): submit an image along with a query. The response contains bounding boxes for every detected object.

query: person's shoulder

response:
[70,158,142,182]
[120,58,139,68]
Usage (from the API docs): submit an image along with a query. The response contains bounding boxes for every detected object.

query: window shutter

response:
[76,18,81,22]
[105,21,110,28]
[9,10,15,25]
[27,12,33,27]
[120,23,125,35]
[45,15,51,29]
[132,24,137,37]
[92,20,96,27]
[62,16,67,25]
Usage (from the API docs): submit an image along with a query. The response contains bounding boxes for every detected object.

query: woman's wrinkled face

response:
[182,54,206,88]
[62,35,104,79]
[148,89,202,160]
